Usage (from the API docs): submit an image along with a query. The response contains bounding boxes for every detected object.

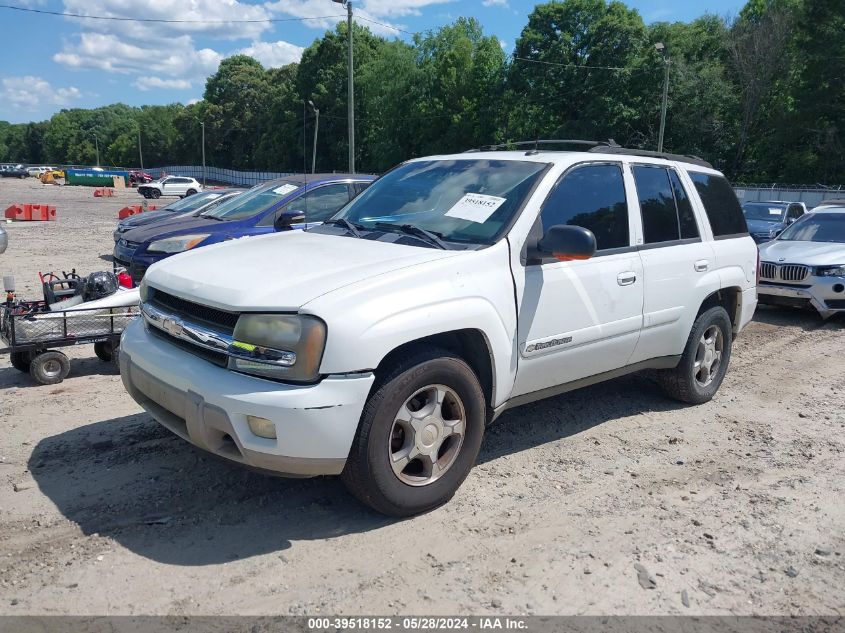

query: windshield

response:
[165,191,227,212]
[777,213,845,243]
[202,180,301,220]
[335,159,547,244]
[742,202,787,221]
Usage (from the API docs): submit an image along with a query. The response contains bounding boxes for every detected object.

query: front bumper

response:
[112,244,168,284]
[757,278,845,317]
[119,318,374,476]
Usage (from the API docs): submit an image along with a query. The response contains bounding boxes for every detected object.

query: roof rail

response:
[465,139,620,153]
[588,145,713,169]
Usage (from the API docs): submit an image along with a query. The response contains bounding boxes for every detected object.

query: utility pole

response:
[201,121,206,187]
[93,133,100,166]
[309,100,320,174]
[138,127,144,171]
[332,0,354,173]
[655,42,670,153]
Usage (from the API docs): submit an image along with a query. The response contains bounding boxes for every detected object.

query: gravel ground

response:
[0,177,843,616]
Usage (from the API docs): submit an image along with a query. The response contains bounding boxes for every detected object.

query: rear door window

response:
[538,163,630,252]
[632,166,701,244]
[688,172,748,237]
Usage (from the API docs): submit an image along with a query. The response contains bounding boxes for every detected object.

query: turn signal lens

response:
[247,415,277,439]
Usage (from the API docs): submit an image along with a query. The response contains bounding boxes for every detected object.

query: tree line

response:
[0,0,842,184]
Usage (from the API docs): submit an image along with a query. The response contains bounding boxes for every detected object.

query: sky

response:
[0,0,744,124]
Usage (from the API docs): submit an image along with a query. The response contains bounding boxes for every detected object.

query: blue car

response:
[113,188,245,242]
[113,174,375,283]
[742,200,807,244]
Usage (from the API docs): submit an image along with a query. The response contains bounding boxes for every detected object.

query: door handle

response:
[694,259,709,272]
[617,271,637,286]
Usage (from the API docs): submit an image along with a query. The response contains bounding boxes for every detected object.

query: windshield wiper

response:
[373,222,450,250]
[323,218,365,238]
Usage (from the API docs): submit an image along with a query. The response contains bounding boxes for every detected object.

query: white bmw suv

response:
[120,142,758,516]
[137,176,202,199]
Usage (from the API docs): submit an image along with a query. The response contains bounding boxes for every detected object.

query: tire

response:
[29,350,71,385]
[185,189,197,196]
[150,189,161,199]
[94,340,113,362]
[10,351,32,373]
[657,306,733,404]
[341,348,486,517]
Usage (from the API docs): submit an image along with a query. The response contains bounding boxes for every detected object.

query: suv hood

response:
[746,218,783,233]
[759,240,845,266]
[144,231,460,311]
[122,216,221,243]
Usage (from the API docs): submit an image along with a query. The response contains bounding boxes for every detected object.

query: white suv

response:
[120,143,758,516]
[138,176,202,199]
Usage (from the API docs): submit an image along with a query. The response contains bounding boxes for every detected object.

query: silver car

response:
[0,224,7,254]
[758,206,845,318]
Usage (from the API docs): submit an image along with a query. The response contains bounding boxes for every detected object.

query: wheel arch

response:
[697,286,742,333]
[372,329,497,423]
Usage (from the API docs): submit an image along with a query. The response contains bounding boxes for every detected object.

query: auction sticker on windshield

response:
[445,193,506,223]
[273,184,299,196]
[769,208,783,215]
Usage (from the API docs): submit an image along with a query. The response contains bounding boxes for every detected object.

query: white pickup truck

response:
[120,143,758,516]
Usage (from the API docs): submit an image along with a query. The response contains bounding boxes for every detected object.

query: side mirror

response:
[535,225,597,262]
[275,209,306,231]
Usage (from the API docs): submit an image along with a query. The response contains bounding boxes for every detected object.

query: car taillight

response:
[117,271,133,289]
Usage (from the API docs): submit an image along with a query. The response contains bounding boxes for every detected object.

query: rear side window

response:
[632,166,700,244]
[689,172,748,237]
[539,164,629,251]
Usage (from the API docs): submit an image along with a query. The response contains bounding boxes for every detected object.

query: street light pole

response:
[201,121,206,187]
[308,100,320,174]
[93,133,99,166]
[332,0,354,173]
[137,127,144,171]
[655,42,670,153]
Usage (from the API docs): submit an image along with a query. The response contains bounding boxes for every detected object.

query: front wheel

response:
[30,350,71,385]
[657,306,733,404]
[150,189,161,199]
[341,348,486,517]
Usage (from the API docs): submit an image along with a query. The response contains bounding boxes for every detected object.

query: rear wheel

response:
[341,348,486,517]
[94,340,113,361]
[10,351,32,372]
[185,189,197,196]
[657,306,733,404]
[29,350,71,385]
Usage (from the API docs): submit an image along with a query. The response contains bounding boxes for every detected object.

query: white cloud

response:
[263,0,435,35]
[0,76,81,111]
[238,40,305,68]
[54,32,222,79]
[186,98,201,105]
[482,0,508,6]
[133,77,193,91]
[62,0,272,40]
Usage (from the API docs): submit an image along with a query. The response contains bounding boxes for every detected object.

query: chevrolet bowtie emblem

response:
[162,317,184,337]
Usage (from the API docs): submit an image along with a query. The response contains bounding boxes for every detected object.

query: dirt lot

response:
[0,177,843,616]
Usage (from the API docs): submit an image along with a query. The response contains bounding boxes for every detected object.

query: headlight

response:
[227,314,327,383]
[139,278,149,302]
[147,233,210,253]
[816,265,845,277]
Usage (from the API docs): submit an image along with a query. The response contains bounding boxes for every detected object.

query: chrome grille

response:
[760,262,810,283]
[760,262,777,280]
[780,264,809,282]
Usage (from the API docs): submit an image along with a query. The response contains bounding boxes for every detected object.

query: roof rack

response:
[587,145,713,169]
[466,139,620,153]
[464,138,713,169]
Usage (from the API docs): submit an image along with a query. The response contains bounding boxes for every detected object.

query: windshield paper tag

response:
[445,193,506,223]
[206,193,221,199]
[273,184,299,196]
[769,208,782,215]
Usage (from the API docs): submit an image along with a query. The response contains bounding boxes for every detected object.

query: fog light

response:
[247,415,277,439]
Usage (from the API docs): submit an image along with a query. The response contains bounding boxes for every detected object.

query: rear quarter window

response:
[688,172,748,237]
